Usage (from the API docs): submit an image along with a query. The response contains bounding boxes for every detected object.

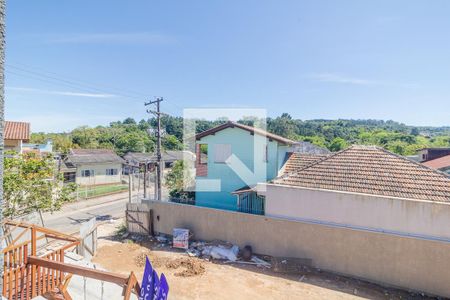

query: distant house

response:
[422,154,450,174]
[22,139,53,154]
[4,121,30,153]
[123,150,195,173]
[194,121,330,212]
[62,149,125,186]
[418,147,450,162]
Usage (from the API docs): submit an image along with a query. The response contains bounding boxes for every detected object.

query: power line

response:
[7,62,150,97]
[7,62,186,113]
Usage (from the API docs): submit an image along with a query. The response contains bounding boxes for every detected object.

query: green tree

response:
[163,134,183,150]
[3,152,76,217]
[329,137,349,152]
[165,160,194,199]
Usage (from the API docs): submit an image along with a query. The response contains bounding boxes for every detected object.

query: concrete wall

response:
[76,162,122,186]
[140,201,450,297]
[195,127,287,211]
[259,184,450,241]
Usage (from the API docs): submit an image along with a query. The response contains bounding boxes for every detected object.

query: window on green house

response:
[199,144,208,164]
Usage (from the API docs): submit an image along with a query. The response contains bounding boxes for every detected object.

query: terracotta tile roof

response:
[281,153,329,176]
[196,121,297,145]
[423,155,450,170]
[4,121,30,141]
[274,145,450,202]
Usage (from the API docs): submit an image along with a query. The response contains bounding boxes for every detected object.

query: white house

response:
[63,149,125,186]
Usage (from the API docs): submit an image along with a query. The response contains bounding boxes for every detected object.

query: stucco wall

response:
[195,127,287,211]
[140,201,450,297]
[260,184,450,241]
[76,162,122,186]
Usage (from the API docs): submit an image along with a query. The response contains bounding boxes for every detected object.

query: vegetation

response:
[31,114,450,156]
[76,184,129,199]
[165,160,195,199]
[3,152,77,217]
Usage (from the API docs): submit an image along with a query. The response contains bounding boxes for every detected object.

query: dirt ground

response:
[93,221,439,300]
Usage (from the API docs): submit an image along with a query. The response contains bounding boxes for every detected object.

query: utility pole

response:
[145,97,163,201]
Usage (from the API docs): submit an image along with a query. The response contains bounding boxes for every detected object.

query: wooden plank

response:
[28,256,129,286]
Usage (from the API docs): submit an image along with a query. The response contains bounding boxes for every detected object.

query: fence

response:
[134,200,450,298]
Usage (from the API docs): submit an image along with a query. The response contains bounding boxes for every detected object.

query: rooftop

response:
[124,150,195,165]
[4,121,30,141]
[281,153,330,176]
[66,149,124,165]
[196,121,297,145]
[422,155,450,170]
[275,145,450,202]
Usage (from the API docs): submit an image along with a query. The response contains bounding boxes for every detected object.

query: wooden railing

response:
[2,221,79,299]
[2,220,141,300]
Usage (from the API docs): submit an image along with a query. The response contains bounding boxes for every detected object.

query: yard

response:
[76,184,128,199]
[92,222,436,300]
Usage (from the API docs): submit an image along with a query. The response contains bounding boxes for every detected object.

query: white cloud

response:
[308,73,380,86]
[7,87,117,98]
[48,32,176,45]
[307,73,418,88]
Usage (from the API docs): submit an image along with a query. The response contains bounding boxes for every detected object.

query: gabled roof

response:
[196,121,297,145]
[281,153,330,176]
[274,145,450,203]
[67,149,124,165]
[423,155,450,170]
[4,121,30,141]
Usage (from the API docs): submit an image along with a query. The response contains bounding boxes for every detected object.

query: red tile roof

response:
[423,155,450,170]
[275,145,450,202]
[281,153,330,175]
[4,121,30,141]
[196,121,297,145]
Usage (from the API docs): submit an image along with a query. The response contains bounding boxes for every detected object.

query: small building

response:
[123,150,195,173]
[194,121,330,212]
[62,149,125,186]
[257,145,450,240]
[4,121,30,153]
[422,154,450,174]
[417,147,450,162]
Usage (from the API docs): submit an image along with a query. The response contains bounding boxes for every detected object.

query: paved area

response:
[41,192,129,234]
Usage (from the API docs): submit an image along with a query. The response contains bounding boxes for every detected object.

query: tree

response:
[165,160,194,199]
[163,134,183,150]
[329,137,349,152]
[3,152,76,217]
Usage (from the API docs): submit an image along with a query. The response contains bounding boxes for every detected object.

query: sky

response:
[5,1,450,132]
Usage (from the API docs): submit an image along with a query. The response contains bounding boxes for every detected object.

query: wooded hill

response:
[30,114,450,156]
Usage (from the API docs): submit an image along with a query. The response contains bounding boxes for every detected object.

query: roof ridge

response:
[196,121,297,145]
[275,147,350,181]
[376,146,450,179]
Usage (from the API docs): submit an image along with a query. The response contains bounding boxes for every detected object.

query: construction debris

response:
[271,257,312,274]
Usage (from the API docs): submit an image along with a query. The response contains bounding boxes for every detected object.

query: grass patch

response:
[77,184,128,198]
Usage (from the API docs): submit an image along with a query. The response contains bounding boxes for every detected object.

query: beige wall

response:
[76,163,122,186]
[4,139,22,153]
[259,183,450,241]
[139,201,450,297]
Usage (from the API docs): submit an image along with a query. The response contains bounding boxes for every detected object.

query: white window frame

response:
[106,168,118,176]
[214,144,232,163]
[81,169,95,177]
